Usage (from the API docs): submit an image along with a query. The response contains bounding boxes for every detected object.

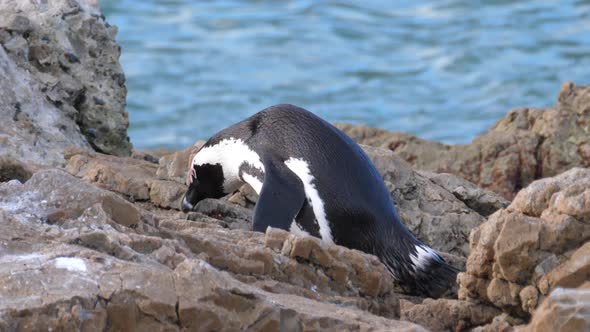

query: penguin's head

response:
[181,162,225,212]
[181,138,264,212]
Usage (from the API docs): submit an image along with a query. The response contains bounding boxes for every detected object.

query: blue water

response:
[101,0,590,150]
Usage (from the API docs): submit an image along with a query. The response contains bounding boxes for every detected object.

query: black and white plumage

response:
[181,104,458,297]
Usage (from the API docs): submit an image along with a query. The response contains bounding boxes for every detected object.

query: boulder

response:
[0,42,91,166]
[0,0,131,159]
[399,298,501,331]
[156,140,206,183]
[458,168,590,318]
[0,169,141,229]
[338,82,590,200]
[66,151,158,200]
[419,171,509,217]
[520,285,590,332]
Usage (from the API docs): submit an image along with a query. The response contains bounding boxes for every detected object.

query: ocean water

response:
[101,0,590,150]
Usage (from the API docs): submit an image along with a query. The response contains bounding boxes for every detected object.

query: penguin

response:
[181,104,458,297]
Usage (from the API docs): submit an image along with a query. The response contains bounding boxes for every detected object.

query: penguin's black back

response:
[213,104,413,247]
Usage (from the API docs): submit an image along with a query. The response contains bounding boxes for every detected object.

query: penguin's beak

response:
[181,196,194,213]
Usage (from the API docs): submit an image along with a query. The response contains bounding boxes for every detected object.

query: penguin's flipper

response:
[252,157,305,232]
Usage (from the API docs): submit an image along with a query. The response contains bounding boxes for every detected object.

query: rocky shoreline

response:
[1,1,589,331]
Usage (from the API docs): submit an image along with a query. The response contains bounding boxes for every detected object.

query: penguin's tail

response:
[410,245,459,298]
[381,242,460,298]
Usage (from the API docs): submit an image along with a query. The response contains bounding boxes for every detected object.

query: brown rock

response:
[474,313,525,332]
[487,278,523,310]
[66,151,157,200]
[99,194,141,228]
[174,259,428,332]
[520,286,540,314]
[0,172,430,331]
[494,214,542,284]
[0,169,140,226]
[420,171,509,217]
[400,298,501,331]
[459,167,590,318]
[156,140,206,183]
[228,183,258,208]
[149,180,186,209]
[521,286,590,332]
[541,241,590,291]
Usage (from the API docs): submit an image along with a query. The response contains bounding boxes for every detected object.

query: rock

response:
[130,150,161,164]
[0,169,141,229]
[174,259,427,332]
[66,150,194,210]
[419,171,509,217]
[156,140,206,183]
[66,151,157,200]
[0,43,92,166]
[474,314,525,332]
[0,156,34,183]
[458,167,590,318]
[539,241,590,293]
[227,183,258,209]
[521,286,590,332]
[0,170,429,331]
[149,180,186,209]
[194,198,253,223]
[399,298,501,331]
[338,82,590,200]
[0,0,131,158]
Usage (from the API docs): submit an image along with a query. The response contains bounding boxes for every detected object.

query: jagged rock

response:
[0,170,429,331]
[458,168,590,318]
[156,140,205,183]
[174,259,427,332]
[338,82,590,200]
[66,151,158,200]
[0,42,92,166]
[0,169,141,229]
[473,314,525,332]
[66,150,192,210]
[194,198,253,223]
[0,0,131,157]
[149,180,186,210]
[419,171,509,217]
[520,285,590,332]
[228,183,258,209]
[399,298,501,331]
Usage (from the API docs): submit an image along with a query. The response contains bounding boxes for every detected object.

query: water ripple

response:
[102,0,590,149]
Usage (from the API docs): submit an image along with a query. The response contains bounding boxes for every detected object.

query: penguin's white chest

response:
[238,155,334,244]
[284,158,334,244]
